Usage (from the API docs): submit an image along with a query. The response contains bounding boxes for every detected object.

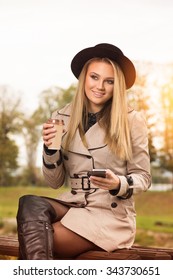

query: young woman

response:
[16,43,151,259]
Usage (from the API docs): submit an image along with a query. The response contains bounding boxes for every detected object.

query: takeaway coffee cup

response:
[47,119,64,150]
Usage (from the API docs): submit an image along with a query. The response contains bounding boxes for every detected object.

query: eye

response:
[90,74,98,80]
[106,79,114,85]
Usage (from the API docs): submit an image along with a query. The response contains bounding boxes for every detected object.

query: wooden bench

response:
[0,235,173,260]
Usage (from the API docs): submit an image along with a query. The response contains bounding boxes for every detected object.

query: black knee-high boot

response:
[16,195,57,260]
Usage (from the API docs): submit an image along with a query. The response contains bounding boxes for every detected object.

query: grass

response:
[135,190,173,233]
[134,190,173,247]
[0,186,173,248]
[136,216,173,233]
[0,186,68,218]
[135,191,173,217]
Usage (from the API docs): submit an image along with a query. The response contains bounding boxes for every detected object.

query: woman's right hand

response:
[42,122,57,148]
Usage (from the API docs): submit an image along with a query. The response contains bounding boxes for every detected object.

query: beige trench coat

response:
[43,103,151,252]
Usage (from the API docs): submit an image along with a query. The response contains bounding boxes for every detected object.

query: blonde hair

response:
[64,58,132,161]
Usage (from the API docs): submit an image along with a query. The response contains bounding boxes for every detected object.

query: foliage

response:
[21,117,42,185]
[127,73,157,162]
[159,79,173,173]
[34,84,76,123]
[0,138,18,186]
[0,86,23,185]
[0,84,75,186]
[0,86,24,135]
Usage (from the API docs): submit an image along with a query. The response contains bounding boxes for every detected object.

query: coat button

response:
[111,202,117,208]
[71,190,77,195]
[64,155,68,160]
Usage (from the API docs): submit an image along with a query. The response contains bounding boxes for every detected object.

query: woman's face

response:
[84,60,114,113]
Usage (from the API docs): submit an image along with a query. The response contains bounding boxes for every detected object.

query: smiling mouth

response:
[93,91,105,98]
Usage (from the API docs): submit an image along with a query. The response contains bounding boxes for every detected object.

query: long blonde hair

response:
[64,58,132,161]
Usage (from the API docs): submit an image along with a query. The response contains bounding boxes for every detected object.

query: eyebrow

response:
[90,71,114,79]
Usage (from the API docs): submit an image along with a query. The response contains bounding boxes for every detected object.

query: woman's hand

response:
[42,122,57,147]
[89,169,120,191]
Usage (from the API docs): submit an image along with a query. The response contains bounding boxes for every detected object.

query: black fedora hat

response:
[71,43,136,89]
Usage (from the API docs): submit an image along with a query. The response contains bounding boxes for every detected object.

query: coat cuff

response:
[109,176,128,196]
[115,176,129,196]
[43,149,62,169]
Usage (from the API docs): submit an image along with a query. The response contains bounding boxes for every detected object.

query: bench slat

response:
[0,235,173,260]
[0,236,19,257]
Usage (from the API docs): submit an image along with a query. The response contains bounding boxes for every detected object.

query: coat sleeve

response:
[42,148,66,189]
[42,105,70,189]
[117,111,151,196]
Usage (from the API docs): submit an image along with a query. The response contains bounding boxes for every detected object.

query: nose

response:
[96,79,105,90]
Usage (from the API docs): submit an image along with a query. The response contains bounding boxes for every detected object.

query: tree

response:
[34,84,76,123]
[0,86,23,185]
[127,73,157,162]
[159,79,173,183]
[21,117,42,185]
[20,84,75,185]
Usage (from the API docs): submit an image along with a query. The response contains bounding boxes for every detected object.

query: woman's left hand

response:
[89,169,120,191]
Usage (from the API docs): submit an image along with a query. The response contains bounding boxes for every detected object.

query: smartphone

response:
[87,169,106,178]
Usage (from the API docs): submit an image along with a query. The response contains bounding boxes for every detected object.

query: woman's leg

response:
[53,222,102,258]
[16,195,69,260]
[17,195,100,259]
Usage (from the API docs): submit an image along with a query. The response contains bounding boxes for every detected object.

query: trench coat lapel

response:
[59,103,134,156]
[85,123,107,150]
[67,122,107,156]
[67,129,91,156]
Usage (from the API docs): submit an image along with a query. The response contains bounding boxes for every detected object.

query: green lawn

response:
[1,186,173,230]
[0,186,173,247]
[135,190,173,233]
[0,186,68,218]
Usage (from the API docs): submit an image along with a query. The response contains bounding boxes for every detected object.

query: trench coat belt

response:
[68,177,99,190]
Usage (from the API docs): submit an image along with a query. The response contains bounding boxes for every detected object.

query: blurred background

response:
[0,0,173,252]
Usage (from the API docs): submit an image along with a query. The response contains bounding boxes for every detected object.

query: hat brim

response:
[71,45,136,89]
